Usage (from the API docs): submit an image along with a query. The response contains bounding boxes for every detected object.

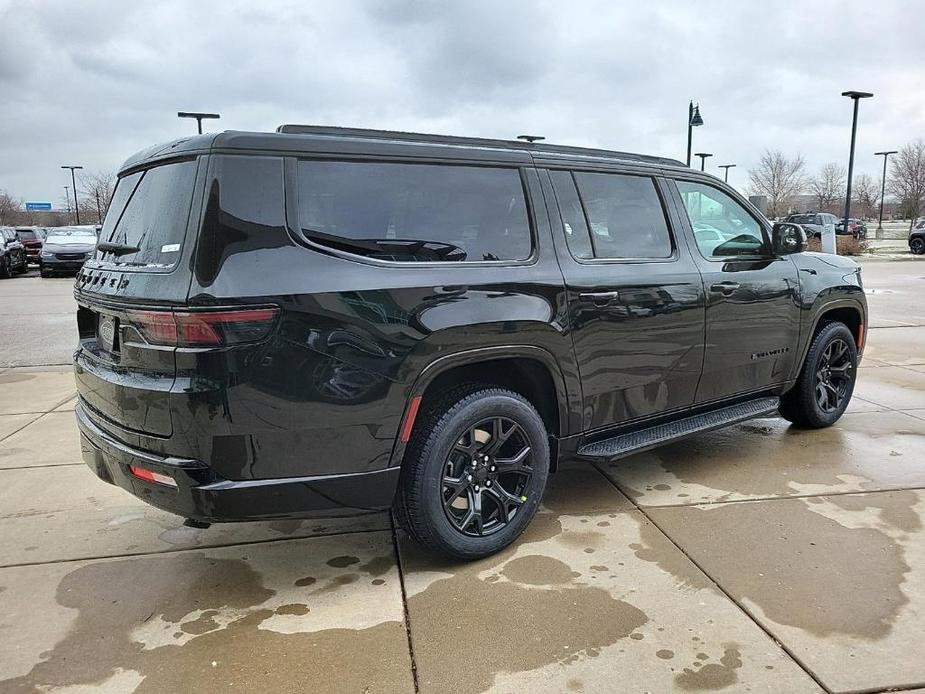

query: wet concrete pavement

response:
[1,260,924,693]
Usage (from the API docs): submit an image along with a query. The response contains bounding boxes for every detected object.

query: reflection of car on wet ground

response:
[0,227,29,278]
[74,125,867,560]
[40,228,98,277]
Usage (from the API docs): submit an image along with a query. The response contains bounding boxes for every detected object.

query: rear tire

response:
[395,385,549,560]
[911,237,925,255]
[780,321,857,428]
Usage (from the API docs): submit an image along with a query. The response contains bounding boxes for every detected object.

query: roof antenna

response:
[517,135,545,143]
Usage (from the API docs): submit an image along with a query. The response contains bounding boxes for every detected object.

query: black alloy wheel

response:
[814,338,853,414]
[441,416,534,537]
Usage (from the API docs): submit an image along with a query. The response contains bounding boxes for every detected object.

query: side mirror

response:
[772,222,806,255]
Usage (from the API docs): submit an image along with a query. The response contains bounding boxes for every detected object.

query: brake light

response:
[125,307,279,347]
[129,464,178,487]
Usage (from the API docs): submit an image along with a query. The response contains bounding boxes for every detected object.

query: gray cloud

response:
[1,0,922,204]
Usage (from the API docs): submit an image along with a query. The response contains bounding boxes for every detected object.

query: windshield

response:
[16,230,37,241]
[46,231,97,245]
[97,159,198,268]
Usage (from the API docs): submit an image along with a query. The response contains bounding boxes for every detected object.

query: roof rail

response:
[275,124,684,167]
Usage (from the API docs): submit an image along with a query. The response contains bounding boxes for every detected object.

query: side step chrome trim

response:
[576,397,780,461]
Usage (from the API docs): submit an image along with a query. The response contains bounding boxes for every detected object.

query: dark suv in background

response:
[0,227,28,278]
[15,226,46,264]
[75,126,866,559]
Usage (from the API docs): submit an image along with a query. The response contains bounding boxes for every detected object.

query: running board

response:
[576,397,780,461]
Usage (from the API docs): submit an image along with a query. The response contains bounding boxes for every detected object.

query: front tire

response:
[780,321,858,428]
[911,237,925,255]
[396,385,549,560]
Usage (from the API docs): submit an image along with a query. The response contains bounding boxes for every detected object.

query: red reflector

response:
[129,465,178,487]
[400,395,423,443]
[857,322,865,350]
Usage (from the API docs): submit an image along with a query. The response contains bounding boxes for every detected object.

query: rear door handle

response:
[579,291,620,304]
[710,281,740,294]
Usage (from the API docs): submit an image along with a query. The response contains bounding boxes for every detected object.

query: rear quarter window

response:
[296,160,533,263]
[97,159,199,269]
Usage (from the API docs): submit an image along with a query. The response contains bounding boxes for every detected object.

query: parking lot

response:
[1,258,924,694]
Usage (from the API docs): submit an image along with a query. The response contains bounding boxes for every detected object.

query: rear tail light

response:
[125,307,279,347]
[129,464,178,487]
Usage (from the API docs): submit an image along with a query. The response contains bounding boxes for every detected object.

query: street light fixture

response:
[61,165,83,225]
[686,101,704,167]
[840,91,874,253]
[177,111,220,134]
[694,152,712,171]
[63,186,71,216]
[874,149,898,239]
[718,164,736,183]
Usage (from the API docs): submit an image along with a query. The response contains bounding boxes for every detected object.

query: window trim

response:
[672,177,773,262]
[288,156,539,268]
[549,167,680,265]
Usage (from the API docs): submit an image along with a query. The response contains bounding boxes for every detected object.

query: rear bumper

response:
[76,402,399,522]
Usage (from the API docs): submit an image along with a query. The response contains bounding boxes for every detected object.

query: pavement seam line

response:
[0,462,85,471]
[390,512,421,694]
[0,526,392,569]
[589,462,836,694]
[634,484,925,510]
[0,410,51,444]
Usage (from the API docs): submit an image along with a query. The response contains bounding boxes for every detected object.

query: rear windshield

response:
[790,214,819,225]
[16,230,36,241]
[97,159,198,268]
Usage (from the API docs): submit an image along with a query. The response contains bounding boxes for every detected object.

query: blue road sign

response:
[25,202,52,211]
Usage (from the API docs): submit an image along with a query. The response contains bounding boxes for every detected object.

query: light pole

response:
[694,152,712,171]
[686,101,704,167]
[61,165,83,225]
[718,164,736,183]
[63,186,71,217]
[178,111,220,134]
[840,91,873,252]
[874,149,897,239]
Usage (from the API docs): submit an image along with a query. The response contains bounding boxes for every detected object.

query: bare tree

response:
[888,140,925,231]
[809,162,846,213]
[748,150,807,218]
[78,170,116,225]
[852,173,880,220]
[0,190,21,225]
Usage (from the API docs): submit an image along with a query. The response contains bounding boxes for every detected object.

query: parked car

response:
[74,126,867,559]
[785,212,838,239]
[39,227,98,277]
[0,227,29,278]
[15,226,46,264]
[910,219,925,254]
[835,218,867,238]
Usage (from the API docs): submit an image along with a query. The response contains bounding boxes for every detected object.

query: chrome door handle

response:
[710,281,740,294]
[579,291,620,304]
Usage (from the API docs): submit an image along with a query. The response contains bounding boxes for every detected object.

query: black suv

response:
[74,126,867,559]
[0,227,28,278]
[910,219,925,254]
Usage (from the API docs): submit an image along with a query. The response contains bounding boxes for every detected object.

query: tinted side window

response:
[549,170,593,259]
[676,180,767,258]
[572,173,672,259]
[297,161,532,262]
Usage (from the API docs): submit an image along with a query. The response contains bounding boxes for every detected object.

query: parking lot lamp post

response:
[61,165,83,225]
[719,164,736,183]
[840,91,873,248]
[874,150,897,239]
[63,186,71,217]
[686,102,704,167]
[694,152,712,171]
[177,111,220,134]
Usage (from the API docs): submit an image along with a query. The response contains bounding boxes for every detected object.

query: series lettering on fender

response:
[751,346,790,360]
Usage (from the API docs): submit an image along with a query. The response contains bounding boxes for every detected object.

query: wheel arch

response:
[388,346,573,470]
[795,299,866,378]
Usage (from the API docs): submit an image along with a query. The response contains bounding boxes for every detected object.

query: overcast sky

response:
[1,0,922,205]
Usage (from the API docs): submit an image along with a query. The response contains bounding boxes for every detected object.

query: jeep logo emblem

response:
[99,317,116,350]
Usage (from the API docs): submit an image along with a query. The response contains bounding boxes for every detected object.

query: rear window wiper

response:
[96,241,140,256]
